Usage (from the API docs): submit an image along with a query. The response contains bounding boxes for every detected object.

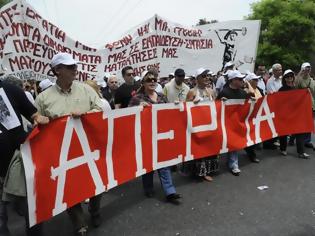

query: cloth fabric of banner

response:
[21,90,314,226]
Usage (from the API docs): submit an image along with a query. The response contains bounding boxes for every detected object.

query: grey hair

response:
[272,63,282,72]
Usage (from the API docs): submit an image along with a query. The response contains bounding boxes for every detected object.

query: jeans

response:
[142,167,176,196]
[227,151,239,170]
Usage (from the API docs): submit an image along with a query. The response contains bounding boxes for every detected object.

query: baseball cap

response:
[245,72,261,81]
[195,68,209,78]
[227,70,246,80]
[301,62,311,70]
[224,61,234,69]
[39,79,54,91]
[283,69,294,78]
[174,68,185,77]
[51,52,77,68]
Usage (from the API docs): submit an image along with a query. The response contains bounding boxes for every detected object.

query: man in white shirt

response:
[216,61,234,94]
[266,63,283,94]
[163,68,190,102]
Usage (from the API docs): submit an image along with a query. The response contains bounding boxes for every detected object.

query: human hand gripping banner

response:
[21,90,314,226]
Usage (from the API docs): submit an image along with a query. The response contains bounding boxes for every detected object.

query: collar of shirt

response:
[55,82,74,94]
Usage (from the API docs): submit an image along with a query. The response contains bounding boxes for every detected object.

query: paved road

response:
[8,136,315,236]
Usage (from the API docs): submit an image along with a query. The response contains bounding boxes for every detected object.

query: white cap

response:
[51,53,77,68]
[141,70,149,79]
[195,68,209,78]
[227,70,246,80]
[104,72,111,78]
[134,76,141,82]
[207,70,215,76]
[245,72,261,81]
[95,77,106,88]
[39,79,54,91]
[224,61,234,69]
[169,73,174,76]
[283,69,294,77]
[301,62,311,70]
[223,69,232,76]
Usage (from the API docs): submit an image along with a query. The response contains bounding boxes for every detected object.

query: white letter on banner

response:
[219,99,246,154]
[51,117,105,216]
[253,96,277,143]
[152,103,184,170]
[185,101,217,161]
[245,100,256,146]
[103,106,145,190]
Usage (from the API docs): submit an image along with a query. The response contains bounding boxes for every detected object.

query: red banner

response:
[21,90,314,226]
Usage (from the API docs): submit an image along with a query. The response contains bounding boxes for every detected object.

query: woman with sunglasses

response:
[129,69,182,205]
[278,69,310,159]
[184,68,218,182]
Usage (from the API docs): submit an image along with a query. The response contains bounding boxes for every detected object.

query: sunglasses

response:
[62,64,77,70]
[144,77,157,83]
[126,73,134,77]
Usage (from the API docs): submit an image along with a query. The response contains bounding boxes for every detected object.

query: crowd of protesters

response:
[0,52,314,236]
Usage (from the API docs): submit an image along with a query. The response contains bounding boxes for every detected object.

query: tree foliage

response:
[248,0,315,71]
[0,0,10,8]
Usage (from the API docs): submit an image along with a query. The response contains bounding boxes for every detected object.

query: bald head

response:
[107,75,118,90]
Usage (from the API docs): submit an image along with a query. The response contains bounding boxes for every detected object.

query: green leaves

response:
[248,0,315,70]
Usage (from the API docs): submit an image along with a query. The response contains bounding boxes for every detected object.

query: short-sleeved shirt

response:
[266,76,282,93]
[35,81,103,119]
[163,79,190,102]
[217,86,249,100]
[0,81,37,177]
[115,81,141,108]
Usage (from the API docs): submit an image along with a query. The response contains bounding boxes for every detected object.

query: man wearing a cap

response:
[35,52,104,235]
[266,63,282,94]
[295,62,315,150]
[215,61,234,94]
[217,70,259,175]
[163,68,190,103]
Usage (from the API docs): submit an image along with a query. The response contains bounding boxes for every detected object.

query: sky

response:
[26,0,256,48]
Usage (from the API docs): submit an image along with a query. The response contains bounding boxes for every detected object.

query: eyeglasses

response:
[144,77,157,83]
[125,73,134,77]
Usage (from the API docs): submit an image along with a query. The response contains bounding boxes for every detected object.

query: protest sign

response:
[0,0,260,81]
[21,90,314,226]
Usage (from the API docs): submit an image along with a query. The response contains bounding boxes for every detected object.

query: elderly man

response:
[102,74,118,109]
[266,63,282,94]
[35,52,104,236]
[295,62,315,150]
[163,68,190,102]
[0,79,49,236]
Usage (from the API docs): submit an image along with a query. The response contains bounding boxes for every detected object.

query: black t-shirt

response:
[114,81,141,108]
[0,81,37,177]
[217,86,250,100]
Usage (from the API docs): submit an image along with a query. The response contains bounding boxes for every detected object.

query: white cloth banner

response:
[0,0,260,81]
